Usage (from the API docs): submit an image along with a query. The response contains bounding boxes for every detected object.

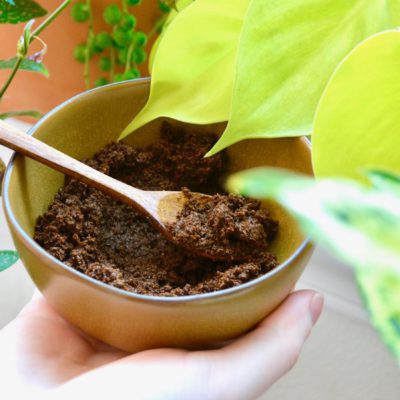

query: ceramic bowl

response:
[2,79,313,352]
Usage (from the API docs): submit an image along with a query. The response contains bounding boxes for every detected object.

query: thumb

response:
[202,290,324,400]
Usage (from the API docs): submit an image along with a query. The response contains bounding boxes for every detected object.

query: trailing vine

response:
[71,0,174,88]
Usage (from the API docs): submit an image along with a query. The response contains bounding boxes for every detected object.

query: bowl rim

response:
[2,79,312,304]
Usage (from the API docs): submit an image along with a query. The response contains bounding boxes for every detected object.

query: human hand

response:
[0,289,323,400]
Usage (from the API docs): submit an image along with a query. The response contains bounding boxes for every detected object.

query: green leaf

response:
[0,57,49,77]
[227,167,400,362]
[313,31,400,183]
[0,0,47,24]
[0,251,19,272]
[0,109,43,119]
[207,0,400,156]
[119,0,249,140]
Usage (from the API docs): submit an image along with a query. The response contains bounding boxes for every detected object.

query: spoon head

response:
[156,190,194,226]
[155,191,236,260]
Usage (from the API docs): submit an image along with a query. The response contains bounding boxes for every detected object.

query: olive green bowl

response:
[3,79,313,352]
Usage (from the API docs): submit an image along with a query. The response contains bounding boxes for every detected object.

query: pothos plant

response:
[0,0,70,271]
[121,0,400,363]
[70,0,175,88]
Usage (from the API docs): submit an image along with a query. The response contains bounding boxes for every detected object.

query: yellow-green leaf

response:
[313,31,400,182]
[119,0,249,140]
[207,0,400,156]
[149,0,195,73]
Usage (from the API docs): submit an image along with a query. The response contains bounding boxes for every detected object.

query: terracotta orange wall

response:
[0,0,160,117]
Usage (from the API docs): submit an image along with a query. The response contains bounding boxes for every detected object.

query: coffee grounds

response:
[170,189,278,261]
[34,122,278,296]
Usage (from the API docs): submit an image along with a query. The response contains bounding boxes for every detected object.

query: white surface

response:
[0,120,398,399]
[0,191,34,326]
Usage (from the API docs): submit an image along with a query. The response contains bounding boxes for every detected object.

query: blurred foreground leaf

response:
[228,168,400,276]
[356,268,400,363]
[228,167,400,362]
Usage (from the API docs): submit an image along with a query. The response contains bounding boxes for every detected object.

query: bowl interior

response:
[5,79,312,268]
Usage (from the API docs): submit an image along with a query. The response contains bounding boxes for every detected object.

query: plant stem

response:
[110,47,116,81]
[125,41,135,73]
[31,0,71,42]
[84,0,94,89]
[122,0,128,13]
[0,56,23,99]
[148,14,168,41]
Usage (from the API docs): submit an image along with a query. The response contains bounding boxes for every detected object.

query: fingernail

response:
[310,292,324,325]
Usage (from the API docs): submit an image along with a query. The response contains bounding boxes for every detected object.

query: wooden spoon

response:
[0,120,222,259]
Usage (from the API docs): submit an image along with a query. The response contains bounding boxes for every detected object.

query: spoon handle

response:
[0,120,152,216]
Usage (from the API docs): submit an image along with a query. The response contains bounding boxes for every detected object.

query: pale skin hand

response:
[0,290,323,400]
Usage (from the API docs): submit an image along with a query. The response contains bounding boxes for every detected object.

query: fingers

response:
[16,292,127,355]
[201,290,324,400]
[17,291,61,321]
